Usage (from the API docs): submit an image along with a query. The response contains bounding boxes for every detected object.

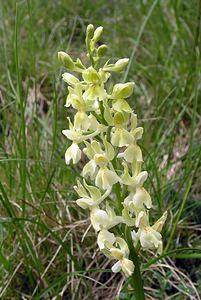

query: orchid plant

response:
[58,24,167,299]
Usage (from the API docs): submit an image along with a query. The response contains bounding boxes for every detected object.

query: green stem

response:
[125,227,145,300]
[99,101,108,125]
[86,39,95,67]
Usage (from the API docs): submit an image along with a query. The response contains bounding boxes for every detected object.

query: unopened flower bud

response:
[92,26,103,43]
[86,24,94,40]
[62,73,79,86]
[112,82,135,99]
[103,58,129,72]
[97,44,108,57]
[58,51,75,70]
[114,58,129,72]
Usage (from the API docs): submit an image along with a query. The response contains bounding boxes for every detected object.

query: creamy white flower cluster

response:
[59,24,167,277]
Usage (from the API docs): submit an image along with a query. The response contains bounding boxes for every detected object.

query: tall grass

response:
[0,0,200,299]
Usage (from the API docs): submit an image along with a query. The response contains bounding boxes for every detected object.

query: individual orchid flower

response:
[105,110,143,147]
[110,82,134,113]
[82,67,109,101]
[94,155,120,189]
[133,211,167,254]
[82,140,103,179]
[122,188,152,229]
[83,138,120,189]
[74,180,111,209]
[124,187,152,214]
[62,117,105,164]
[111,112,134,147]
[117,144,142,163]
[121,161,148,189]
[97,233,134,277]
[65,81,99,112]
[110,237,134,277]
[65,83,85,110]
[62,116,100,143]
[90,203,123,231]
[97,229,116,251]
[64,142,81,165]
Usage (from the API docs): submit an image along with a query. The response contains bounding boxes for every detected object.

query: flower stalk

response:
[125,227,145,300]
[58,24,167,297]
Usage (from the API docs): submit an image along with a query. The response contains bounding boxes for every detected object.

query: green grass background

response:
[0,0,201,299]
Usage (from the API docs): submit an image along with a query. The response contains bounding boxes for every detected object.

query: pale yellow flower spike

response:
[59,24,167,280]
